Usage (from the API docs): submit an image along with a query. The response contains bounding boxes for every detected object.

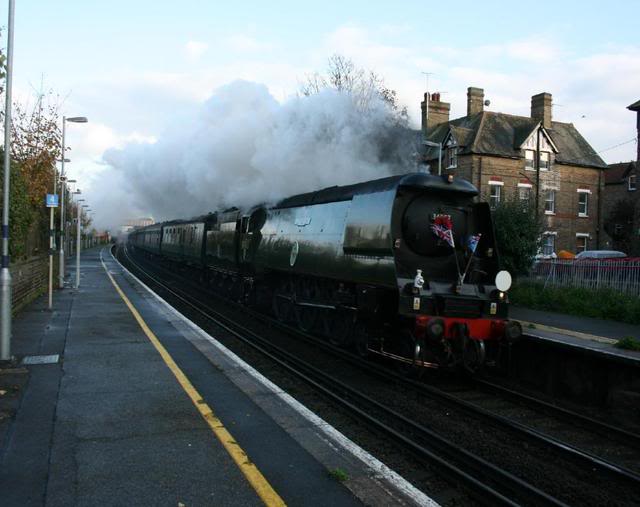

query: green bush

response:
[490,196,541,276]
[0,160,36,259]
[615,337,640,351]
[510,282,640,325]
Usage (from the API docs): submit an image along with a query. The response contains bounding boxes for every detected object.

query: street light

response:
[1,0,15,361]
[75,197,85,288]
[66,180,77,256]
[59,116,88,289]
[76,199,89,289]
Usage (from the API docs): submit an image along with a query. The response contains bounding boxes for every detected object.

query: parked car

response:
[575,250,627,260]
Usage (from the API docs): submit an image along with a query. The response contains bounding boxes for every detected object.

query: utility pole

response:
[58,118,66,289]
[1,0,15,361]
[58,116,87,289]
[535,126,541,215]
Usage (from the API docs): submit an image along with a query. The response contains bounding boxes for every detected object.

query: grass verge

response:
[615,337,640,351]
[328,468,349,482]
[510,282,640,325]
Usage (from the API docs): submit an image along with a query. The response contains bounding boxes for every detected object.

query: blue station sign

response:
[45,194,59,208]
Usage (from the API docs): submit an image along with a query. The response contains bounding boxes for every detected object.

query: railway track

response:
[117,245,640,506]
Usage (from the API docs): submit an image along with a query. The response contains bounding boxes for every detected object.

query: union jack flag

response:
[467,233,482,253]
[431,214,455,248]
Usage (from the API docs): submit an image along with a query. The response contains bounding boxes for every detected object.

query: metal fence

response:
[527,258,640,296]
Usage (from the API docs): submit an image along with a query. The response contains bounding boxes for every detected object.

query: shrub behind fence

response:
[527,259,640,296]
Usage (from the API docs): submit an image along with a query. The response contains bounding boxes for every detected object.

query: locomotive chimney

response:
[421,92,450,132]
[531,92,553,129]
[467,87,484,117]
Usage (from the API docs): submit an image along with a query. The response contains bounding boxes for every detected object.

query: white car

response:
[575,250,627,259]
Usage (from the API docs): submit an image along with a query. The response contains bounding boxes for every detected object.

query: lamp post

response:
[75,197,84,288]
[77,203,90,287]
[66,179,76,256]
[59,116,87,289]
[85,209,92,248]
[1,0,15,361]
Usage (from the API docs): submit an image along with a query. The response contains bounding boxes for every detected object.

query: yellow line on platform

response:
[101,256,286,507]
[517,320,618,344]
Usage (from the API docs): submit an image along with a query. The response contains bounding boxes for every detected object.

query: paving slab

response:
[1,246,434,507]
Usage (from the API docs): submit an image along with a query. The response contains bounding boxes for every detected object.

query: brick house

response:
[602,99,640,255]
[421,87,607,255]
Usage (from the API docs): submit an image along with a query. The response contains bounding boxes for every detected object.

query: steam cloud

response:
[97,80,419,229]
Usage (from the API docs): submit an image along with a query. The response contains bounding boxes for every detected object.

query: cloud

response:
[51,23,640,231]
[185,40,208,60]
[225,34,269,52]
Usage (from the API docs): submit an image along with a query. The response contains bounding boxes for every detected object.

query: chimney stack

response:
[467,87,484,116]
[531,92,553,129]
[421,92,450,132]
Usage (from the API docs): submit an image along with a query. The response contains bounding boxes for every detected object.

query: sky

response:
[2,0,639,229]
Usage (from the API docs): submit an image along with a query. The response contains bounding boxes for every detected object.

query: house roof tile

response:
[424,111,607,169]
[605,161,636,184]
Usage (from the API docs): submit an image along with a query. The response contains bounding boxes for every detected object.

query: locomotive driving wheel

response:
[463,338,486,374]
[273,280,295,323]
[326,307,355,347]
[353,319,370,358]
[294,279,319,333]
[397,331,426,378]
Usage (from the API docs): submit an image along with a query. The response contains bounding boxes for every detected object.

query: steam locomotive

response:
[128,172,521,373]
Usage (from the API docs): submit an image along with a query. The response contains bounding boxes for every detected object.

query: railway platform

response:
[0,247,434,507]
[511,306,640,365]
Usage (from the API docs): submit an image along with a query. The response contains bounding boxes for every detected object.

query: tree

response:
[0,27,63,258]
[491,196,541,276]
[604,198,640,255]
[300,54,408,123]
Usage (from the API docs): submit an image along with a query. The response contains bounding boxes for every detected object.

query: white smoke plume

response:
[97,80,419,229]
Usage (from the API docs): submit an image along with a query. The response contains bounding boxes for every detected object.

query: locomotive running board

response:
[274,294,357,312]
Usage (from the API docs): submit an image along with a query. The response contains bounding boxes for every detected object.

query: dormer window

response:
[630,174,637,191]
[447,147,457,168]
[445,138,457,169]
[525,150,535,170]
[539,151,550,170]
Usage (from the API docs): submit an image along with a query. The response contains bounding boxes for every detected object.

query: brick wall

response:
[9,255,58,314]
[602,166,639,253]
[458,154,603,254]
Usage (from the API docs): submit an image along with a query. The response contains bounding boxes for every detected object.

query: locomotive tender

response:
[128,172,521,372]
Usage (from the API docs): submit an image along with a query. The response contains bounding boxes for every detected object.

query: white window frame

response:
[488,181,502,209]
[630,174,637,191]
[524,150,535,170]
[576,233,590,254]
[446,146,457,169]
[577,189,590,217]
[539,151,550,171]
[544,189,555,214]
[541,232,556,257]
[518,182,532,202]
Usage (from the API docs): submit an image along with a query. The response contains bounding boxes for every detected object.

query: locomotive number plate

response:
[413,297,421,310]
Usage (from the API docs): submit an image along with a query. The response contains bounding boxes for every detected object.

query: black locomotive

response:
[128,172,521,372]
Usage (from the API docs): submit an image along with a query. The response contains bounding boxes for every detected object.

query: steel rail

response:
[475,378,640,448]
[124,246,640,489]
[118,246,566,507]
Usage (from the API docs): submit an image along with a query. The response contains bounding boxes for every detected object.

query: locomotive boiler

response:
[129,172,521,373]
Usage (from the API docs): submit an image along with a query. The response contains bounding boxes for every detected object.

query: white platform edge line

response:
[104,247,439,507]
